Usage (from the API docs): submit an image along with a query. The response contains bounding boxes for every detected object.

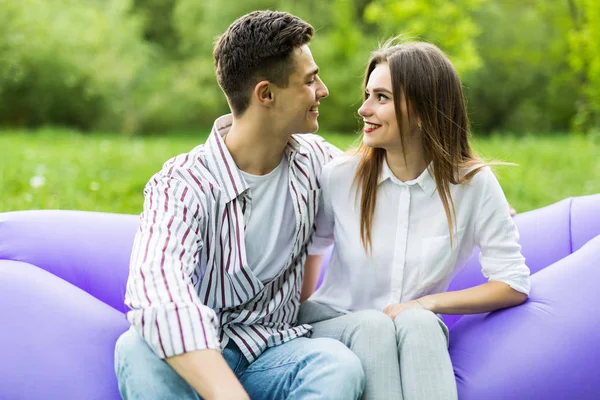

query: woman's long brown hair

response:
[354,40,487,252]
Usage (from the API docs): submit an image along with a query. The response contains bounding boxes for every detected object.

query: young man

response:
[114,10,365,400]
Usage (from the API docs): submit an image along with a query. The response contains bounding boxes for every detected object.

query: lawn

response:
[1,129,599,215]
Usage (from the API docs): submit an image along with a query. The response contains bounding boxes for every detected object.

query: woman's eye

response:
[378,94,389,101]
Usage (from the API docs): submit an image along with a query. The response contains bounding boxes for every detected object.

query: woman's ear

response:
[254,80,273,107]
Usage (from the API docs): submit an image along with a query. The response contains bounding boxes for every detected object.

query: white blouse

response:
[308,154,530,313]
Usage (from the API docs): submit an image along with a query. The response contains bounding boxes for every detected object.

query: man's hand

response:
[167,349,249,400]
[383,300,425,320]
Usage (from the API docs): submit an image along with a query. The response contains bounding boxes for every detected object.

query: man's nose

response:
[317,80,329,99]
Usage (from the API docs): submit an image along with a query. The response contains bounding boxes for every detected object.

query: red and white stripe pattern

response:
[125,114,339,362]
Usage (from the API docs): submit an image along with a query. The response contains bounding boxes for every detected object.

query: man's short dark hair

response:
[213,10,314,116]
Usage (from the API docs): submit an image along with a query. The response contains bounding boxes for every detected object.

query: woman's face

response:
[358,62,413,151]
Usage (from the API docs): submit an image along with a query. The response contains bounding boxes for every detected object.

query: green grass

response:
[1,129,599,214]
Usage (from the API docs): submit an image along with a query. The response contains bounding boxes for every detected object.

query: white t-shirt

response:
[309,154,530,313]
[240,156,296,283]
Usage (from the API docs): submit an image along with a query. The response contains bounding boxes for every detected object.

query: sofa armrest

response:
[449,233,600,400]
[0,210,139,312]
[571,194,600,252]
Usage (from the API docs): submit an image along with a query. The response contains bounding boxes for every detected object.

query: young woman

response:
[298,40,531,400]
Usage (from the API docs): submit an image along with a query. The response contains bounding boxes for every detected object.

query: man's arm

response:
[125,174,248,398]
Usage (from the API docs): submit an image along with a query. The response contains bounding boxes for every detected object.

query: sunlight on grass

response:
[1,129,598,214]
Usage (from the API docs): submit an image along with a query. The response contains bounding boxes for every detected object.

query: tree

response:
[0,0,150,132]
[0,0,522,134]
[464,1,579,133]
[364,0,484,75]
[568,0,600,131]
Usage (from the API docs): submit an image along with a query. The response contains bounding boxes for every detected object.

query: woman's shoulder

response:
[453,164,502,199]
[324,152,360,175]
[321,152,360,188]
[458,164,509,206]
[459,163,495,184]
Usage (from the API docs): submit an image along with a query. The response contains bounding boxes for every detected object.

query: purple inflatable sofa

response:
[1,194,599,400]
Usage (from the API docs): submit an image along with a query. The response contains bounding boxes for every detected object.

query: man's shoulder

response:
[290,133,342,161]
[148,144,220,195]
[291,133,327,145]
[159,144,206,173]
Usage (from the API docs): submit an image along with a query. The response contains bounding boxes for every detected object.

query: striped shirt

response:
[124,114,339,362]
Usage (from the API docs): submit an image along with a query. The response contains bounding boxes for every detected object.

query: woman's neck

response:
[384,143,428,182]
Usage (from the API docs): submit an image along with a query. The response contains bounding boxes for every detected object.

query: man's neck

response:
[224,114,290,176]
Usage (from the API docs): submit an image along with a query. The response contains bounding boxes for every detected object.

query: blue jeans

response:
[115,327,365,400]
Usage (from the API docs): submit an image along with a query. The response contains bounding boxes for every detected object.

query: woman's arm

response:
[417,280,527,314]
[384,282,527,319]
[301,162,335,302]
[416,170,529,316]
[301,254,323,302]
[385,169,529,320]
[418,170,529,315]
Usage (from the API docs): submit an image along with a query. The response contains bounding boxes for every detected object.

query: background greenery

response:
[2,130,599,214]
[1,0,599,134]
[1,0,599,213]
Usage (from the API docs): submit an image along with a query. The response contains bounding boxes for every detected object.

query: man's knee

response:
[307,338,365,395]
[115,327,198,400]
[115,327,155,371]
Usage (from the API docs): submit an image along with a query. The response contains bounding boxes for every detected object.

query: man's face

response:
[271,45,329,134]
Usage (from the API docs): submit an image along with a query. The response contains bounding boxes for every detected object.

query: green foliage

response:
[291,0,374,132]
[365,0,484,75]
[463,1,579,133]
[0,0,486,133]
[1,0,598,134]
[1,129,598,213]
[0,0,150,131]
[568,0,600,131]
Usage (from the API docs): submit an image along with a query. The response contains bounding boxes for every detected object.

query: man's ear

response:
[254,80,274,107]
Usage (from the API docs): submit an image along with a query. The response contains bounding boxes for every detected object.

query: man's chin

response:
[294,122,319,135]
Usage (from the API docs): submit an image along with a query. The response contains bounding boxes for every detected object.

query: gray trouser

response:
[298,301,458,400]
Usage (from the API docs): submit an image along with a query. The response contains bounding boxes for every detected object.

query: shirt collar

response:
[204,114,302,203]
[378,157,437,197]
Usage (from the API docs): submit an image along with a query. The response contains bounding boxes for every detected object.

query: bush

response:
[0,0,150,132]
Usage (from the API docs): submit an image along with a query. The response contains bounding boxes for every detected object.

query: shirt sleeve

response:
[322,138,343,161]
[309,163,335,255]
[474,168,531,295]
[125,173,221,359]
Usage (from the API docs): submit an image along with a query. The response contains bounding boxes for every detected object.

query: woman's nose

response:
[358,100,371,117]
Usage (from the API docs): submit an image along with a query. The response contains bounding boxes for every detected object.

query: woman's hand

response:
[383,299,426,320]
